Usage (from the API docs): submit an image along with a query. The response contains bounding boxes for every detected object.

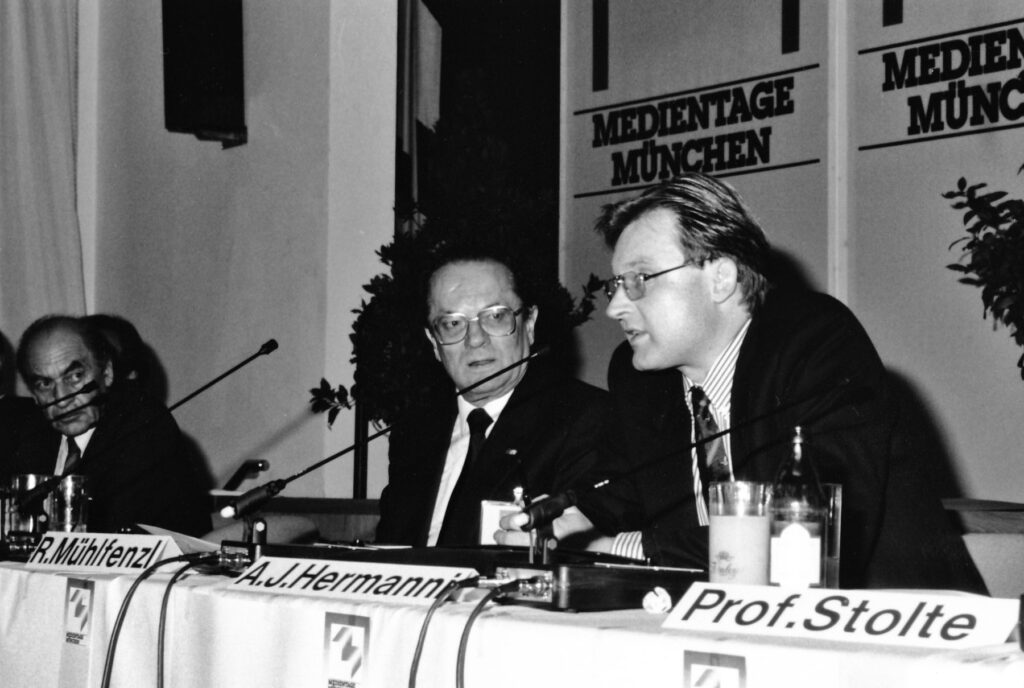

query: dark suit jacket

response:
[580,289,984,591]
[375,361,610,546]
[0,395,45,471]
[6,387,211,537]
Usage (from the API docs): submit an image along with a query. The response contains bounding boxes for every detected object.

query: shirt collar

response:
[684,317,751,410]
[456,387,515,429]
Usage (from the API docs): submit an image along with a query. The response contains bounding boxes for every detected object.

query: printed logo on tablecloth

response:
[324,613,370,688]
[63,579,94,646]
[684,651,746,688]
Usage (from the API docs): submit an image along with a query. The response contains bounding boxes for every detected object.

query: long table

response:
[1,560,1021,688]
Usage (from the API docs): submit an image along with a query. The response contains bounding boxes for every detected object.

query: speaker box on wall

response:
[162,0,247,148]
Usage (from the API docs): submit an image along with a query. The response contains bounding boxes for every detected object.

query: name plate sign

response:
[25,532,183,574]
[664,583,1018,649]
[231,556,477,606]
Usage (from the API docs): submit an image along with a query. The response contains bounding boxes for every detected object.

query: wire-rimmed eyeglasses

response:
[603,260,698,301]
[430,306,526,345]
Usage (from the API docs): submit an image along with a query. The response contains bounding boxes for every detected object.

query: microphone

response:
[169,338,279,412]
[517,490,578,530]
[37,381,99,409]
[518,375,870,530]
[221,346,549,520]
[16,474,65,519]
[456,346,549,396]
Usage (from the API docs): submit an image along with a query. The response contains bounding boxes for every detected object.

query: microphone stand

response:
[221,346,551,522]
[169,339,278,412]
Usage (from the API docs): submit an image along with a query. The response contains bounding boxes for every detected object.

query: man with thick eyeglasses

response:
[538,172,982,591]
[375,248,610,548]
[7,316,210,536]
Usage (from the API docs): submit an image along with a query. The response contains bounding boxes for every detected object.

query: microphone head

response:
[259,339,279,356]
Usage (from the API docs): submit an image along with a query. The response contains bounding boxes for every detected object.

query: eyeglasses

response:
[430,306,526,345]
[603,261,698,301]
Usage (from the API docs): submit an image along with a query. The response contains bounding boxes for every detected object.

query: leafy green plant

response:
[943,177,1024,377]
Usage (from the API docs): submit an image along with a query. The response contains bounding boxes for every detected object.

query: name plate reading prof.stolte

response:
[231,556,478,606]
[25,532,183,574]
[665,583,1019,649]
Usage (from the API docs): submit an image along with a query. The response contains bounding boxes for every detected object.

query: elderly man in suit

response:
[9,315,210,536]
[375,248,609,547]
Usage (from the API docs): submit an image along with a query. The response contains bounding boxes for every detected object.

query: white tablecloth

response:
[1,561,1021,688]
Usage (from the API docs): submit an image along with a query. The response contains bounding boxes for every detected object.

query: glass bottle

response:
[769,426,827,587]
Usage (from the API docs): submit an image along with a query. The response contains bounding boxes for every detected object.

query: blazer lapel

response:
[469,366,546,500]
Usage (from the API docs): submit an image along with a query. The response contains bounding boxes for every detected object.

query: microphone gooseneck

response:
[456,345,549,397]
[223,348,548,520]
[519,375,868,530]
[169,338,279,412]
[38,380,99,409]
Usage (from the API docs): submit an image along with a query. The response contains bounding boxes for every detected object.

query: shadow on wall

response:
[88,314,216,493]
[0,330,15,396]
[867,368,986,592]
[769,247,983,590]
[886,370,965,499]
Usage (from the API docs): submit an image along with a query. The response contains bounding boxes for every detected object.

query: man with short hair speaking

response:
[375,248,609,547]
[8,315,211,536]
[508,173,983,591]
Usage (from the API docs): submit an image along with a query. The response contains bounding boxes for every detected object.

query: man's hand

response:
[494,504,615,553]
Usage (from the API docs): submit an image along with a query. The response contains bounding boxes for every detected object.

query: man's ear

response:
[524,306,538,346]
[102,359,114,388]
[424,328,441,362]
[709,257,740,304]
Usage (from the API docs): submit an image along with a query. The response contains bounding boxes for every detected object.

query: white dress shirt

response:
[426,389,514,546]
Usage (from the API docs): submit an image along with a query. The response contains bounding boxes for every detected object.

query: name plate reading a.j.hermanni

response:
[230,556,478,605]
[24,532,183,574]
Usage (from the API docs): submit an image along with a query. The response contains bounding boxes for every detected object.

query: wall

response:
[81,1,394,499]
[561,0,1024,501]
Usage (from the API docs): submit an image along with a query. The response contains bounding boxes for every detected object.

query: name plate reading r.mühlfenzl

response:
[664,583,1018,649]
[230,556,478,605]
[24,532,182,574]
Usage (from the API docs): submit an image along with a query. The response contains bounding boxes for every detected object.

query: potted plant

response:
[943,176,1024,378]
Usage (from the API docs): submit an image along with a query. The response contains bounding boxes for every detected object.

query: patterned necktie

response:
[690,386,731,485]
[437,408,494,546]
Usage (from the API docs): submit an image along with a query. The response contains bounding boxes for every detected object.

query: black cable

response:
[157,556,218,688]
[408,579,464,688]
[99,552,211,688]
[454,580,523,688]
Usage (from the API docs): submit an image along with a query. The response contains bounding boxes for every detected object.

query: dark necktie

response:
[437,408,493,546]
[63,438,82,475]
[690,386,731,488]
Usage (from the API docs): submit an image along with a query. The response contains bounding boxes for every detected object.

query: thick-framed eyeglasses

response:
[603,260,698,301]
[430,306,526,345]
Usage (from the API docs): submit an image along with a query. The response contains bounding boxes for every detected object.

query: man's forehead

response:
[429,260,519,310]
[612,209,688,269]
[28,329,96,374]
